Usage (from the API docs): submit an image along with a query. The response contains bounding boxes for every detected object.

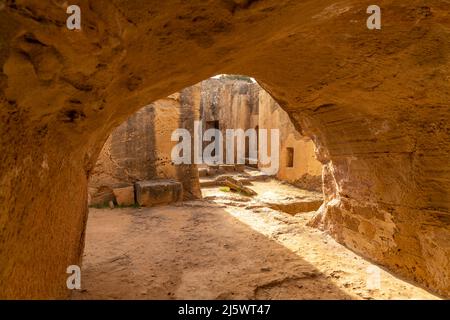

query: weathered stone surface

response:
[135,180,183,207]
[215,175,257,196]
[199,78,322,186]
[198,164,246,179]
[198,167,209,177]
[89,93,202,204]
[266,198,323,215]
[291,174,323,193]
[0,0,449,298]
[221,164,239,172]
[113,186,135,206]
[89,186,115,206]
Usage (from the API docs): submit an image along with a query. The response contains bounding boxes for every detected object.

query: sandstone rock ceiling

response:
[0,0,449,298]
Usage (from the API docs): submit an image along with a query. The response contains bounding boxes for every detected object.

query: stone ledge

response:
[135,180,183,207]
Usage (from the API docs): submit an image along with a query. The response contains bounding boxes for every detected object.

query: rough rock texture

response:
[89,92,202,205]
[75,204,438,300]
[214,175,257,196]
[199,78,322,185]
[266,198,324,215]
[91,77,320,202]
[291,174,323,193]
[135,180,183,207]
[0,1,449,298]
[258,89,323,189]
[200,78,259,163]
[112,186,134,206]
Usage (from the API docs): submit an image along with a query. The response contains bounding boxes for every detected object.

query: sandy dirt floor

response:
[73,180,439,300]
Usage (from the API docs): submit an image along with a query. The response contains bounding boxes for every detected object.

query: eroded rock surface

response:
[89,92,202,205]
[0,1,449,298]
[112,186,134,207]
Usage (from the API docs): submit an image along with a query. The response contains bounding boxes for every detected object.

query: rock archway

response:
[0,0,449,298]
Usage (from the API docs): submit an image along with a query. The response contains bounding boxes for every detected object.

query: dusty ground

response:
[73,180,439,300]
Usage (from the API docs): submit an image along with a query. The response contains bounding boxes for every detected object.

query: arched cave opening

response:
[75,75,435,300]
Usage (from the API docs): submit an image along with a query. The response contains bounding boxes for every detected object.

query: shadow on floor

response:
[72,202,352,300]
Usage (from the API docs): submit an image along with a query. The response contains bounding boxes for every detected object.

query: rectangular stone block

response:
[198,168,208,177]
[135,180,183,207]
[113,186,135,206]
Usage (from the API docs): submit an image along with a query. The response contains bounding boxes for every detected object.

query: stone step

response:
[198,164,246,177]
[135,180,183,207]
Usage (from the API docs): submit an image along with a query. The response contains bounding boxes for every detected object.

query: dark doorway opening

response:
[286,147,294,168]
[205,120,220,157]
